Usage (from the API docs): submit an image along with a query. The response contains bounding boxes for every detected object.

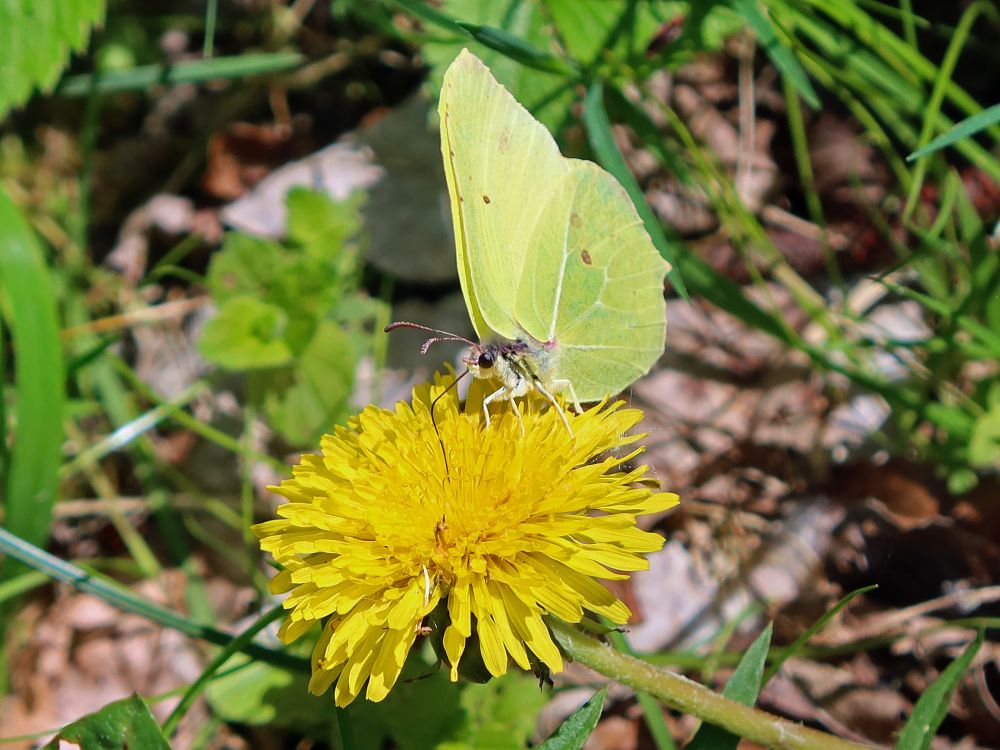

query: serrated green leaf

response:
[895,632,983,750]
[258,320,356,445]
[0,0,106,116]
[0,186,65,570]
[538,687,608,750]
[686,624,772,750]
[199,296,294,370]
[41,694,171,750]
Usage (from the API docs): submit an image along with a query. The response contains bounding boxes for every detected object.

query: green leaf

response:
[0,0,106,116]
[206,652,333,734]
[582,81,687,296]
[895,631,983,750]
[206,233,285,303]
[0,187,65,569]
[348,655,466,750]
[258,320,356,445]
[686,624,772,750]
[198,296,294,370]
[286,187,363,257]
[444,671,550,749]
[40,694,171,750]
[731,0,819,108]
[538,687,608,749]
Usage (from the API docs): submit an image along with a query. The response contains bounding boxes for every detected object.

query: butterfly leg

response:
[482,385,509,429]
[552,378,584,414]
[534,380,574,439]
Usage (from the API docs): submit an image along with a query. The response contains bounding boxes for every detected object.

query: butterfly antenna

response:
[429,369,469,476]
[384,322,477,352]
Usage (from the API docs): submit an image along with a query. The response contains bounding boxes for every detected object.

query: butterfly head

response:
[463,344,497,378]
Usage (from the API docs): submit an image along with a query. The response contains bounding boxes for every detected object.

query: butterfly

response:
[389,49,668,435]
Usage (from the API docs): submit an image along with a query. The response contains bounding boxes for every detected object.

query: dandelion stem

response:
[549,619,876,750]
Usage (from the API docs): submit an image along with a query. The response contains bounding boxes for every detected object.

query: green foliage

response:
[206,651,333,735]
[40,694,171,750]
[909,103,1000,161]
[686,624,772,750]
[970,385,1000,469]
[0,0,106,116]
[895,631,983,750]
[200,188,377,446]
[209,644,547,749]
[0,186,65,570]
[537,687,607,749]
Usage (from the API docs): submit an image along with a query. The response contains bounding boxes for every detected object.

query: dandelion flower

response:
[254,375,678,706]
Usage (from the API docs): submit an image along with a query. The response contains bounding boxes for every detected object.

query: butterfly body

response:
[464,335,579,434]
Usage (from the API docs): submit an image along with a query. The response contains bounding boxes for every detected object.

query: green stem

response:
[549,620,876,750]
[162,604,285,736]
[0,527,305,674]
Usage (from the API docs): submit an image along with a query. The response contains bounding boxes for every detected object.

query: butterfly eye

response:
[477,351,495,369]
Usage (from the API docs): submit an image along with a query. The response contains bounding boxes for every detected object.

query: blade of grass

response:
[0,526,306,673]
[58,52,304,96]
[902,0,991,223]
[732,0,820,108]
[162,604,286,736]
[908,103,1000,161]
[60,381,209,481]
[204,0,219,58]
[894,630,983,750]
[795,0,1000,142]
[392,0,468,36]
[763,585,877,683]
[456,21,577,75]
[582,81,688,297]
[0,188,65,573]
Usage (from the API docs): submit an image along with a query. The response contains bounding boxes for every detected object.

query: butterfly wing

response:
[439,49,566,341]
[514,160,669,402]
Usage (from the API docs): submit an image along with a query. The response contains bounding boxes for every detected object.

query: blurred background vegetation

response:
[0,1,998,748]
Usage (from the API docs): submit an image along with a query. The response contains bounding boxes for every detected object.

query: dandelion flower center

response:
[254,375,678,706]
